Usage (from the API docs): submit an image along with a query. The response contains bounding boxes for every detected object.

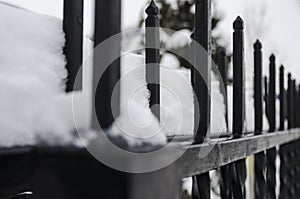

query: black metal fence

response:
[1,0,300,199]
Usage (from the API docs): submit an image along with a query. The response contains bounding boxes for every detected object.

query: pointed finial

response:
[254,39,262,50]
[270,54,276,62]
[280,65,284,72]
[233,16,244,30]
[288,73,292,79]
[146,0,159,16]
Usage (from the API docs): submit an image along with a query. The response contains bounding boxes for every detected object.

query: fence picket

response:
[231,16,246,199]
[254,39,267,199]
[218,48,233,199]
[297,85,300,127]
[292,80,296,128]
[288,73,293,129]
[232,16,244,138]
[145,0,160,120]
[192,0,212,198]
[279,68,288,199]
[279,65,285,130]
[92,0,121,129]
[63,0,83,91]
[266,54,277,199]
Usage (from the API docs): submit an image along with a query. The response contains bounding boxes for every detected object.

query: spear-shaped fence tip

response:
[233,16,244,30]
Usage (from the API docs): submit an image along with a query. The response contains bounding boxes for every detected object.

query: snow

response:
[161,53,180,69]
[165,29,191,49]
[0,3,68,147]
[0,3,227,148]
[108,53,167,145]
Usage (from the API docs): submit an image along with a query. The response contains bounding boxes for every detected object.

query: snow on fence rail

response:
[1,0,300,199]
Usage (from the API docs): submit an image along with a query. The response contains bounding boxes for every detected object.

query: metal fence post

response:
[145,0,160,120]
[292,80,296,128]
[287,73,292,129]
[297,84,300,127]
[192,0,212,198]
[268,54,276,132]
[193,0,211,143]
[92,0,121,129]
[218,47,233,199]
[63,0,84,92]
[279,69,288,199]
[266,54,277,199]
[264,76,269,120]
[279,65,285,130]
[254,40,263,134]
[232,16,244,139]
[254,40,267,199]
[231,16,246,199]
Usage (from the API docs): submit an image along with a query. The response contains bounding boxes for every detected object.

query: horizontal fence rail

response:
[182,129,300,178]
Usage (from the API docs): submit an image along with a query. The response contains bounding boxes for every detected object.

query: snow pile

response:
[108,53,167,145]
[0,3,69,147]
[211,73,227,134]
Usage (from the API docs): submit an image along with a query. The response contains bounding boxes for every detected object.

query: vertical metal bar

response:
[193,0,212,142]
[220,165,232,199]
[218,48,232,199]
[254,40,263,134]
[279,68,288,199]
[292,80,296,128]
[297,84,300,127]
[266,54,277,199]
[63,0,84,92]
[145,0,160,120]
[279,66,285,130]
[253,40,267,199]
[231,16,246,199]
[295,85,300,127]
[264,76,269,121]
[232,16,244,138]
[268,54,276,132]
[290,77,295,128]
[291,80,298,199]
[193,0,211,143]
[287,73,292,129]
[295,139,300,198]
[192,0,211,198]
[92,0,121,129]
[218,47,228,130]
[190,31,195,88]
